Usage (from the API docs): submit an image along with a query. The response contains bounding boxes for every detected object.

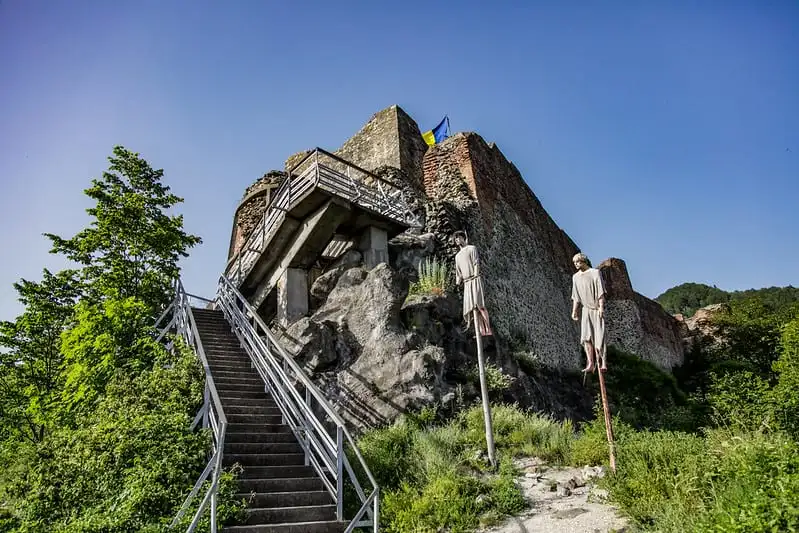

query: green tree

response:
[0,269,81,443]
[45,146,201,314]
[655,282,729,317]
[59,297,166,413]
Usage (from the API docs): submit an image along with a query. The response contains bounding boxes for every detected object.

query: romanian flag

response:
[422,116,450,146]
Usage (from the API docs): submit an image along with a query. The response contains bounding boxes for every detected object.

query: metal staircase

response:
[158,279,378,532]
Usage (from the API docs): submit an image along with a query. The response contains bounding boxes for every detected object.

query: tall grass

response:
[356,403,573,532]
[408,257,451,297]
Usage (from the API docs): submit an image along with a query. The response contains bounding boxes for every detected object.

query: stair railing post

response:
[304,387,311,466]
[202,383,210,429]
[262,210,267,251]
[373,487,379,533]
[314,149,320,185]
[210,421,225,533]
[337,426,344,521]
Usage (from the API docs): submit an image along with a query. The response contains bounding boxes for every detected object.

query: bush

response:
[706,370,773,431]
[0,345,243,532]
[461,404,573,463]
[771,318,799,437]
[604,430,709,529]
[602,428,799,532]
[599,346,691,431]
[464,362,515,397]
[570,413,634,467]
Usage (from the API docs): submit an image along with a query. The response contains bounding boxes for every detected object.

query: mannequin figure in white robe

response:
[454,231,492,336]
[571,252,607,372]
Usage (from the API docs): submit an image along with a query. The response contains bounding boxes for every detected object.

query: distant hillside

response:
[656,283,799,317]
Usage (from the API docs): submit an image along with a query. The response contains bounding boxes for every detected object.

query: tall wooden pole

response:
[595,350,617,473]
[473,309,496,468]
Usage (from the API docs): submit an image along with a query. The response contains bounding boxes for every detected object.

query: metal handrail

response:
[159,280,228,533]
[216,274,379,532]
[225,148,419,288]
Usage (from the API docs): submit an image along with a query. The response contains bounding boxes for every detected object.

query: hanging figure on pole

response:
[454,231,492,336]
[571,252,607,373]
[571,251,617,471]
[453,230,496,467]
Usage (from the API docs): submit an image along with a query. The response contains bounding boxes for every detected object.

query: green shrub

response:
[604,430,708,529]
[600,346,691,431]
[602,428,799,532]
[461,404,573,463]
[464,362,515,396]
[695,429,799,532]
[771,318,799,437]
[570,413,627,467]
[0,346,243,532]
[408,257,451,297]
[381,474,484,533]
[706,370,773,431]
[358,404,542,532]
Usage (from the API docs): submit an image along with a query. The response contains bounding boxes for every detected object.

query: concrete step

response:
[222,520,347,533]
[208,361,254,372]
[220,393,275,404]
[204,348,247,357]
[243,504,336,525]
[206,354,251,364]
[218,389,269,400]
[238,476,325,492]
[225,404,282,416]
[214,370,263,381]
[235,465,316,479]
[195,323,233,331]
[202,341,245,350]
[220,397,278,409]
[215,382,267,394]
[235,491,332,509]
[227,423,290,433]
[225,432,297,444]
[226,452,306,467]
[225,442,303,455]
[227,413,283,424]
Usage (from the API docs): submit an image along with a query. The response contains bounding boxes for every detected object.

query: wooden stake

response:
[596,355,617,473]
[473,309,496,468]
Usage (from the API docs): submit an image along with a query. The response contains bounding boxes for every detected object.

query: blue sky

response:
[1,1,797,322]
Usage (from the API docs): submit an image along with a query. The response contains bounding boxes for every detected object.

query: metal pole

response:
[304,388,311,466]
[597,364,617,472]
[336,426,344,521]
[473,309,496,468]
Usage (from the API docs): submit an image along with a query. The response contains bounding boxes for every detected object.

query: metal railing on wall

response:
[225,148,420,289]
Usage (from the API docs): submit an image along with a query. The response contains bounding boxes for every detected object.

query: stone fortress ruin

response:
[223,105,685,426]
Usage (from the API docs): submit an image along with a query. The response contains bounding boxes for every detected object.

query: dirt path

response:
[480,458,629,533]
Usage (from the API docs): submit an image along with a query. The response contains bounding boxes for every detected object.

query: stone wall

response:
[227,171,284,260]
[332,105,428,191]
[599,258,684,369]
[421,133,583,368]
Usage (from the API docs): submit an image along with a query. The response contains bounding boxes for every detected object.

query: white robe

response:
[571,267,606,353]
[455,244,486,320]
